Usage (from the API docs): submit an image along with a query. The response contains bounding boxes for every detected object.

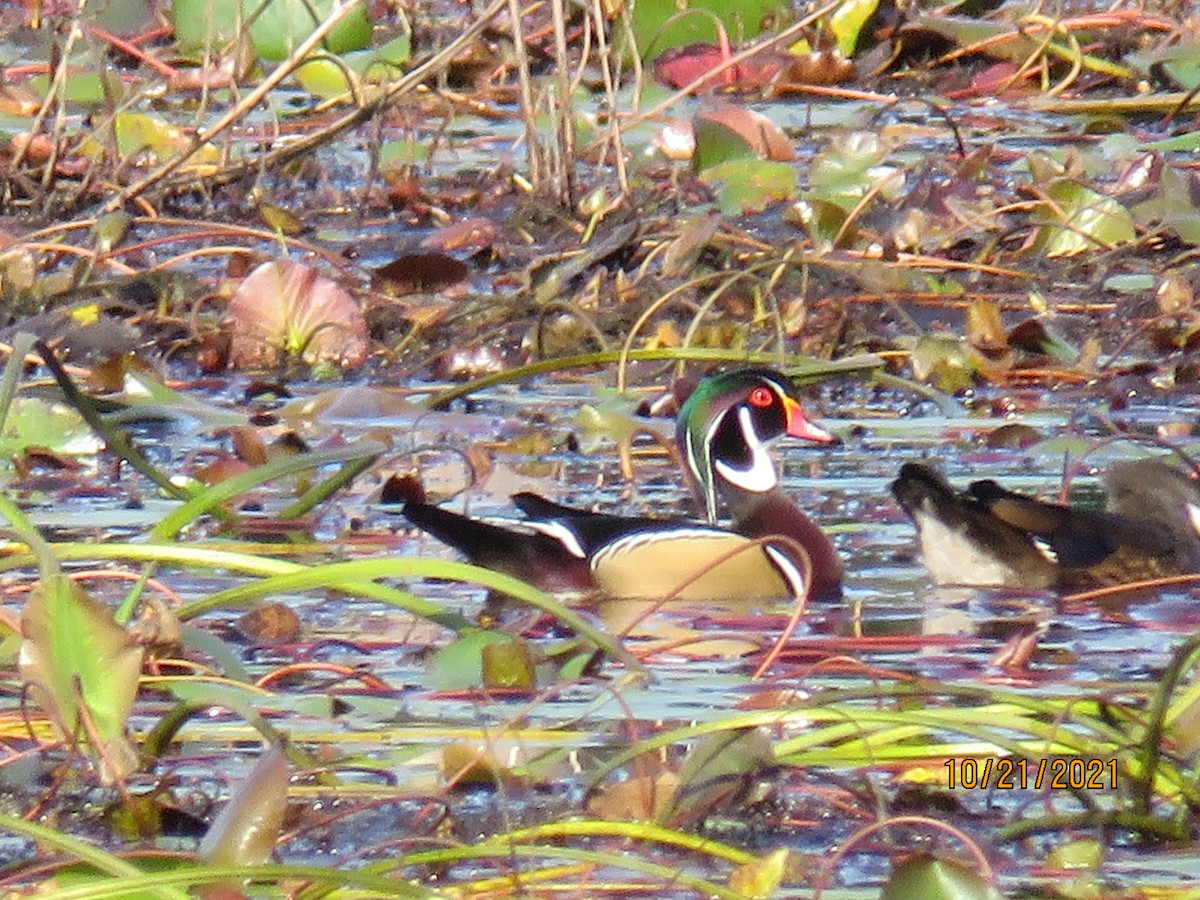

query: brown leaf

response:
[966,298,1008,356]
[420,218,498,253]
[588,772,679,821]
[237,603,301,644]
[786,49,855,86]
[696,106,795,162]
[372,252,470,296]
[129,597,183,655]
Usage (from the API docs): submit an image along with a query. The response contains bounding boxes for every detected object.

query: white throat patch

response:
[712,406,778,495]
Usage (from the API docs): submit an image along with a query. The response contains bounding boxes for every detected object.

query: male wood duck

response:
[401,368,844,602]
[891,460,1200,590]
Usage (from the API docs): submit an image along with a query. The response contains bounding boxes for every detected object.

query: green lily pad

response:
[808,131,901,210]
[1036,181,1135,258]
[699,159,797,215]
[294,34,411,98]
[630,0,790,59]
[427,629,515,691]
[0,397,97,458]
[881,854,1002,900]
[172,0,372,62]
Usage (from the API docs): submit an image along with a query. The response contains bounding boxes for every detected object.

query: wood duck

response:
[891,460,1200,590]
[401,368,844,602]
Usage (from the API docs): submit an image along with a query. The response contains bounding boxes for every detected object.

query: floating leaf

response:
[78,112,220,170]
[1128,42,1200,90]
[882,854,1002,900]
[421,217,498,253]
[787,197,852,249]
[237,604,301,644]
[588,772,679,821]
[630,0,790,59]
[198,745,288,866]
[1006,319,1078,364]
[172,0,372,61]
[93,211,133,254]
[965,298,1008,356]
[1131,166,1200,245]
[19,573,144,783]
[699,159,797,215]
[30,69,123,106]
[909,333,976,393]
[0,397,98,457]
[427,629,514,691]
[372,252,471,295]
[985,422,1042,450]
[293,35,411,98]
[807,132,901,210]
[1036,181,1135,258]
[654,43,730,90]
[225,259,369,368]
[441,741,515,788]
[480,635,537,690]
[693,107,793,171]
[1046,839,1102,870]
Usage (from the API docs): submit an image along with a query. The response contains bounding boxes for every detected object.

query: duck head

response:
[676,368,836,524]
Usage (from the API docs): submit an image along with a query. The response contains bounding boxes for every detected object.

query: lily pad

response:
[225,259,369,368]
[699,159,797,215]
[1035,181,1135,258]
[630,0,791,59]
[172,0,372,61]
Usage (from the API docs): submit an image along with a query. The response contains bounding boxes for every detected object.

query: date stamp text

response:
[945,757,1117,791]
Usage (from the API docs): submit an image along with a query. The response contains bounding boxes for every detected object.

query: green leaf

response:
[829,0,879,56]
[908,334,976,393]
[19,573,144,783]
[630,0,790,59]
[1046,839,1102,870]
[1037,181,1135,257]
[294,35,411,98]
[0,397,97,457]
[659,727,776,827]
[30,69,122,106]
[427,630,515,691]
[481,636,537,690]
[693,117,758,170]
[699,159,797,215]
[171,0,372,61]
[881,854,1002,900]
[807,132,899,210]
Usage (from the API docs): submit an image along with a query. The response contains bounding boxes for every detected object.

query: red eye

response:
[748,386,774,408]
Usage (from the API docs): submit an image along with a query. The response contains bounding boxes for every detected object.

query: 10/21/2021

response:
[945,757,1118,791]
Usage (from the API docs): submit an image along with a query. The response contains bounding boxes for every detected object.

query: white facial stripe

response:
[521,520,587,558]
[712,405,778,494]
[694,410,722,522]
